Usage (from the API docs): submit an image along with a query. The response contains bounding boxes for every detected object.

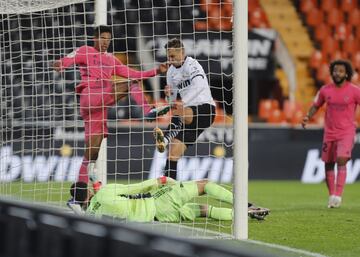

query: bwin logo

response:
[177,79,191,90]
[301,149,360,183]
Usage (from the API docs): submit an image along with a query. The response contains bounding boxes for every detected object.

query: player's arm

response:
[302,90,324,129]
[53,46,85,72]
[115,177,172,194]
[113,58,167,79]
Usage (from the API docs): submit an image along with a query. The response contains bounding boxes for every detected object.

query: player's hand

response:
[171,101,185,116]
[302,116,309,129]
[53,60,62,72]
[164,85,172,97]
[157,63,168,74]
[158,176,176,186]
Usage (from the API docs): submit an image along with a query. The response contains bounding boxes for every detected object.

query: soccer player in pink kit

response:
[53,25,168,184]
[302,60,360,208]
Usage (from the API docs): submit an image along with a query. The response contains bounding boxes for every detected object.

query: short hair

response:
[165,38,184,49]
[94,25,112,38]
[70,182,88,204]
[329,59,353,81]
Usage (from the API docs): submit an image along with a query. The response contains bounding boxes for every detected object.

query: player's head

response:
[165,38,185,68]
[70,181,93,208]
[329,59,353,85]
[93,25,112,53]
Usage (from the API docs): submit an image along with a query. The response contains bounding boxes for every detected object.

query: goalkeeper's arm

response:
[114,177,176,195]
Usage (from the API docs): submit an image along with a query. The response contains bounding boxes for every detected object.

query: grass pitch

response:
[1,180,360,257]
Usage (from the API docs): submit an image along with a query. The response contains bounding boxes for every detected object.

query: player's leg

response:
[78,86,110,183]
[113,81,129,102]
[321,141,337,207]
[179,203,232,221]
[333,136,354,207]
[164,139,187,179]
[195,180,233,204]
[154,116,184,152]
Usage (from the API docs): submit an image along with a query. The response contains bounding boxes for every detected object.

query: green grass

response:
[1,181,360,257]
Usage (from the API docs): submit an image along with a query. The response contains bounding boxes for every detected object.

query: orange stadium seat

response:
[307,8,324,27]
[329,50,346,61]
[348,9,360,26]
[310,50,325,69]
[283,100,302,122]
[300,0,318,14]
[351,51,360,71]
[321,0,338,12]
[249,7,268,27]
[321,36,340,55]
[354,26,360,40]
[248,0,260,13]
[334,23,353,41]
[351,71,360,85]
[341,0,358,13]
[316,62,331,83]
[291,109,305,125]
[268,109,286,124]
[343,37,358,56]
[326,9,344,27]
[258,99,279,120]
[315,23,332,43]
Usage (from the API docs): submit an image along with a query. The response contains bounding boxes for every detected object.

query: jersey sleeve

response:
[111,179,160,195]
[188,59,205,81]
[59,46,87,70]
[113,57,157,79]
[313,88,325,108]
[166,69,178,102]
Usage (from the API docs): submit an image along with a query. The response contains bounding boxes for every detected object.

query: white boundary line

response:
[62,207,329,257]
[246,239,328,257]
[167,224,328,257]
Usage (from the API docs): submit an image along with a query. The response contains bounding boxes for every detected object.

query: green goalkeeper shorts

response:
[154,181,199,222]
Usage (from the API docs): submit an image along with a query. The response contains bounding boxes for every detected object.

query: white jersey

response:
[166,56,215,107]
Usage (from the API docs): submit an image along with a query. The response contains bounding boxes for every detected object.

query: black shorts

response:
[171,103,216,147]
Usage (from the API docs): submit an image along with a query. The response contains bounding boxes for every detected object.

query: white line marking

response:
[163,224,328,257]
[245,239,328,257]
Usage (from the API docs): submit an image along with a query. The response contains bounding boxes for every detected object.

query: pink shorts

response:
[321,136,355,162]
[79,82,115,142]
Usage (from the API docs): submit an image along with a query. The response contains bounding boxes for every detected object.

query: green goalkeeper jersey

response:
[86,179,161,222]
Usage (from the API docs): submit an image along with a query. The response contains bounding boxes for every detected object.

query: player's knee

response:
[336,157,349,166]
[168,155,181,161]
[325,162,335,171]
[197,179,208,185]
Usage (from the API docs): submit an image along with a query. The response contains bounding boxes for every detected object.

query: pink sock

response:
[78,157,89,183]
[325,170,335,196]
[130,83,152,114]
[335,165,347,197]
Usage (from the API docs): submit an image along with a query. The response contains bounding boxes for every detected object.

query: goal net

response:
[0,0,233,237]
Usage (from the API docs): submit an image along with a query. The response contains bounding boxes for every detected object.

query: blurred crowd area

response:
[1,0,360,127]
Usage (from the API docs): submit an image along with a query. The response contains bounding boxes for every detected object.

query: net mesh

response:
[0,0,233,237]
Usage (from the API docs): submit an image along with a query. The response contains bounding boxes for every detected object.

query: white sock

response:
[87,162,97,181]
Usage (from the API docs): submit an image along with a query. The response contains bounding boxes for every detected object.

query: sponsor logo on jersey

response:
[177,79,191,90]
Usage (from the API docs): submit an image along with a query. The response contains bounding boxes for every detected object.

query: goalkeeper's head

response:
[70,182,93,209]
[165,38,185,68]
[93,25,112,53]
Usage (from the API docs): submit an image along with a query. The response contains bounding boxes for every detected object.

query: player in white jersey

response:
[154,38,216,179]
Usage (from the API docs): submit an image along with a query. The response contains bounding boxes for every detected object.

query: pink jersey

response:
[313,82,360,141]
[59,45,157,93]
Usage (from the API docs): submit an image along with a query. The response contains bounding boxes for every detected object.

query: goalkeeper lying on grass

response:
[68,177,270,221]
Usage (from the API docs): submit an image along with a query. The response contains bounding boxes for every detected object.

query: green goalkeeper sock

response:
[204,182,233,204]
[207,205,232,221]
